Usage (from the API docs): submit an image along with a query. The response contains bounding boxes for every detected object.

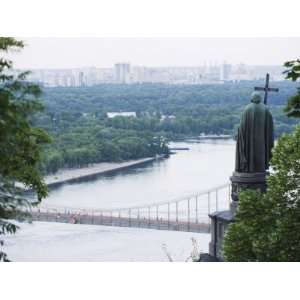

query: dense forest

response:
[34,81,299,174]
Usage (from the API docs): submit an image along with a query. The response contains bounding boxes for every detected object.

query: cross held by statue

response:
[254,73,279,105]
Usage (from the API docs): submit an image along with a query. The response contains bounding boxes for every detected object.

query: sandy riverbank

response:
[44,156,163,188]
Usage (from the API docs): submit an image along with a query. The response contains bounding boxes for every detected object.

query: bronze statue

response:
[235,92,274,173]
[208,84,277,260]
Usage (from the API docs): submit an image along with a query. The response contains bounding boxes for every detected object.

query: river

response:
[40,139,235,210]
[5,139,236,261]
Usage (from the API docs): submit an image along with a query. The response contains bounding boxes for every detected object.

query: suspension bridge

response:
[31,183,231,233]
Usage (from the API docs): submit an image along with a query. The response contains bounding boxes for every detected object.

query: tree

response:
[0,38,50,261]
[223,59,300,261]
[223,124,300,261]
[283,59,300,117]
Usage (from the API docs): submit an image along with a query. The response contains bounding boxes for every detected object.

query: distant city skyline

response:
[18,62,285,87]
[8,38,300,69]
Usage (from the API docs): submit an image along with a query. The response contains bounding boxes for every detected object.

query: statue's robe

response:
[235,101,274,173]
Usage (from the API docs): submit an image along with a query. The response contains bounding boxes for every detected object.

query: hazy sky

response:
[9,37,300,69]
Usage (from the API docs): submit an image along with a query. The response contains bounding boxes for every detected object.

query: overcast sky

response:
[9,37,300,69]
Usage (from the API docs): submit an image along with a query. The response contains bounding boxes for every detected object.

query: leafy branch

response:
[0,37,50,261]
[283,60,300,118]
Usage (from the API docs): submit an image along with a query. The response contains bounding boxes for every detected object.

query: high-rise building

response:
[14,63,285,87]
[79,71,85,87]
[114,63,131,83]
[220,63,232,81]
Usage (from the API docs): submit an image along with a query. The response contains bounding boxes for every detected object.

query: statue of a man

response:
[235,92,274,173]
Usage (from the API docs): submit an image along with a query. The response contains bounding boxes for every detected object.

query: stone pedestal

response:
[230,171,267,211]
[208,210,233,260]
[207,172,267,261]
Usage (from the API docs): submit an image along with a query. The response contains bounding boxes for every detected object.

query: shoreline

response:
[44,155,165,188]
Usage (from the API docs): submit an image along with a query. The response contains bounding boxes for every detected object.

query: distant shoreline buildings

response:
[107,112,136,118]
[14,62,285,87]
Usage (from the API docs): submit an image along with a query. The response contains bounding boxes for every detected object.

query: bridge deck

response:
[30,183,230,234]
[31,211,210,233]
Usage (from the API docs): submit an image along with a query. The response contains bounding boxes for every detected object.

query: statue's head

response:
[251,92,262,104]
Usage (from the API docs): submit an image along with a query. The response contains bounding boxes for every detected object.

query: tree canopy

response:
[0,37,50,261]
[223,59,300,262]
[283,60,300,117]
[223,125,300,261]
[34,80,298,174]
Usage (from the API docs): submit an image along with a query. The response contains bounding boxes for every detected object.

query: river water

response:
[41,139,235,211]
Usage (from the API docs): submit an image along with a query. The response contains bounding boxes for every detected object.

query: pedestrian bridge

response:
[31,183,231,233]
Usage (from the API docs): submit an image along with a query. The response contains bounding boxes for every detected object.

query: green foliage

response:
[284,91,300,118]
[284,60,300,81]
[0,37,50,261]
[33,81,297,174]
[38,113,169,174]
[40,81,297,136]
[283,59,300,118]
[223,125,300,261]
